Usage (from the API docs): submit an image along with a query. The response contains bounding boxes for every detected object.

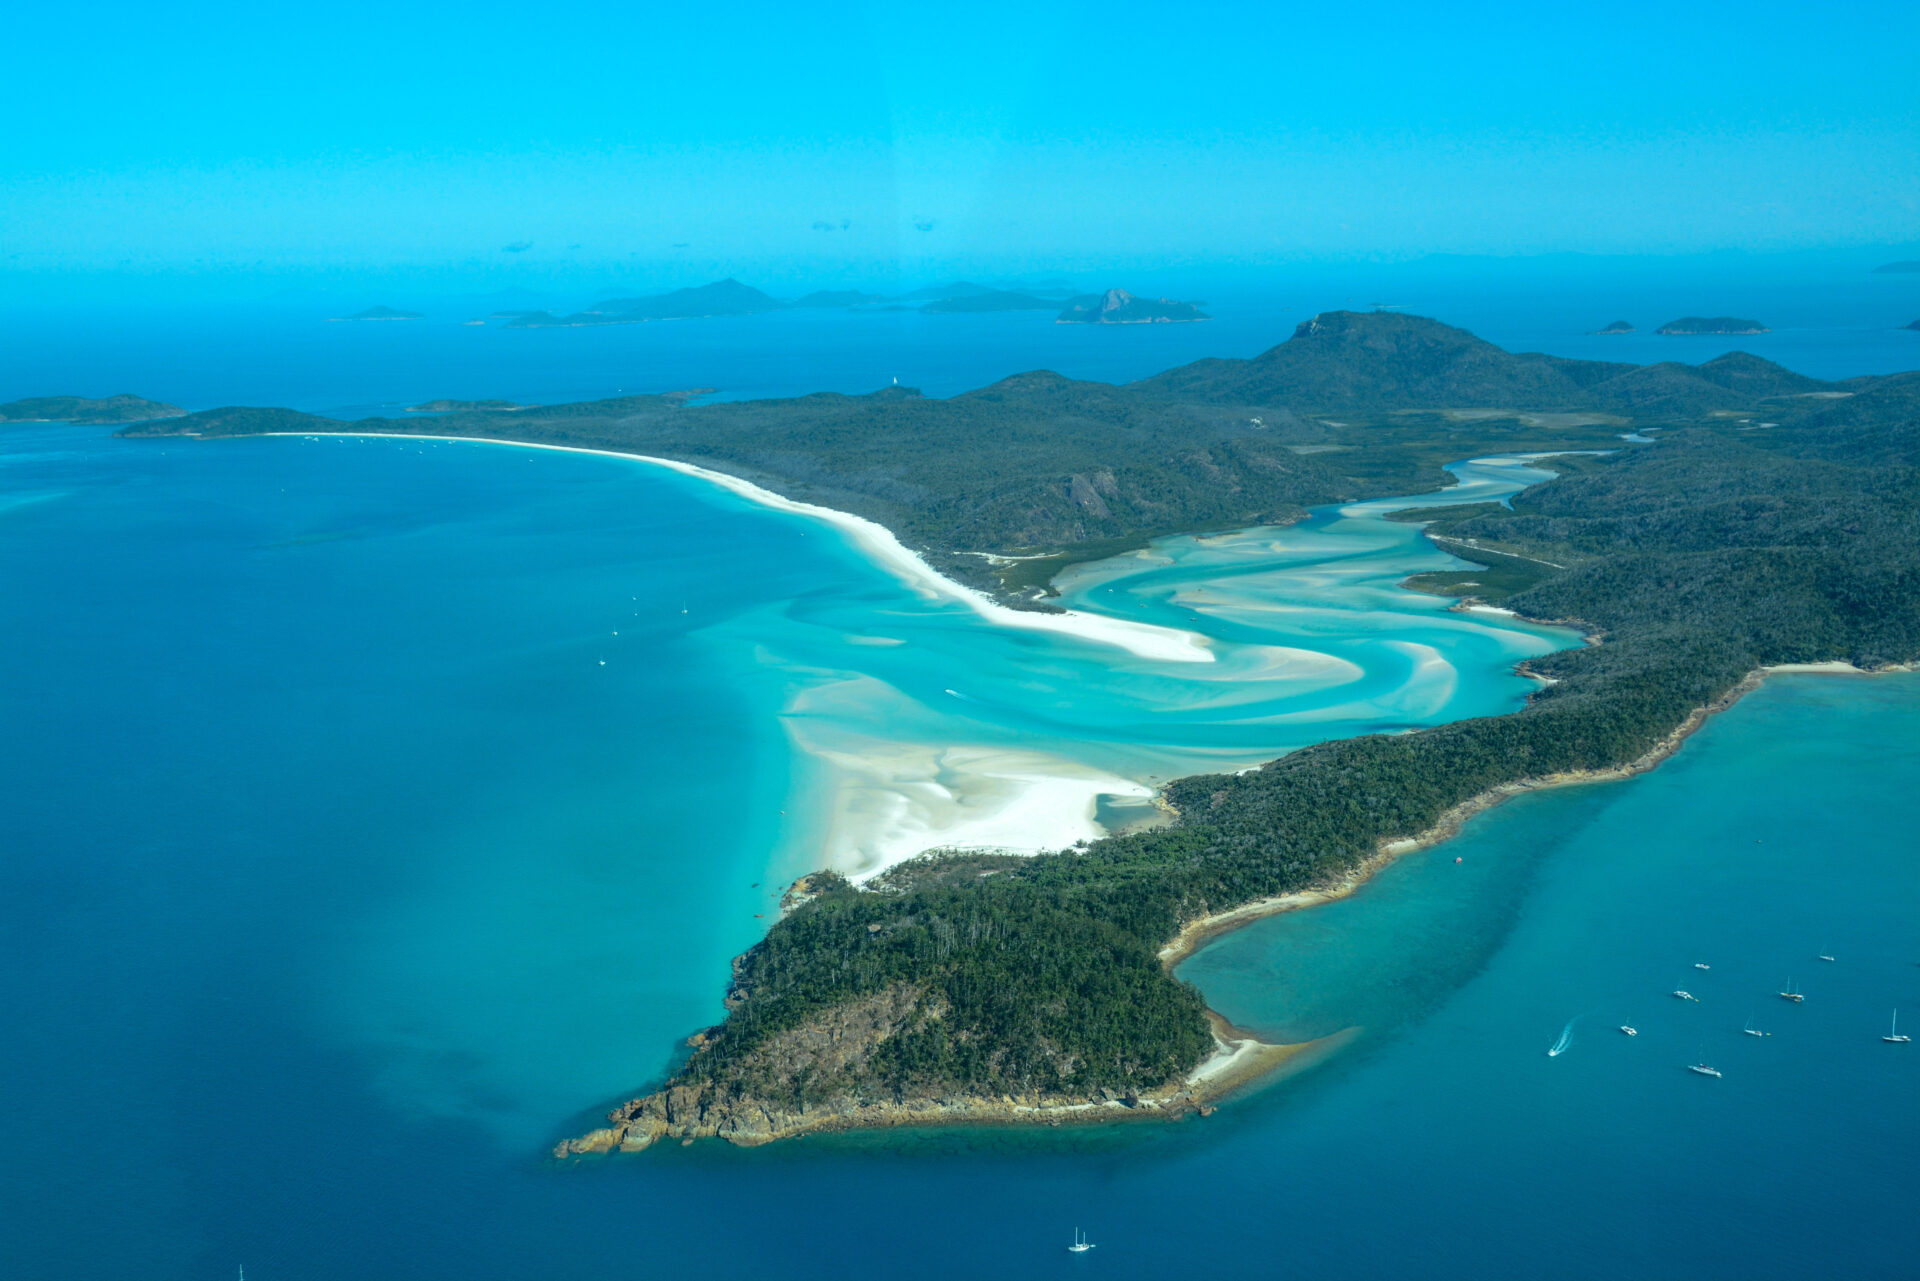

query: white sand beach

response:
[268,433,1214,666]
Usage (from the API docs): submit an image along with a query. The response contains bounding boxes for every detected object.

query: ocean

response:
[2,282,1916,1278]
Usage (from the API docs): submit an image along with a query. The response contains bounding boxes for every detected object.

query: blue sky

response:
[4,1,1917,296]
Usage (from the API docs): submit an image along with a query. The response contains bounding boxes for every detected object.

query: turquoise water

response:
[3,309,1917,1276]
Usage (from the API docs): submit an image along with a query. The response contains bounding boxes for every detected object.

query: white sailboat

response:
[1619,1023,1638,1036]
[1743,1016,1768,1038]
[1778,977,1804,1003]
[1068,1227,1095,1254]
[1885,1009,1912,1044]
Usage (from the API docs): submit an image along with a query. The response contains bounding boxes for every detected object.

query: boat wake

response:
[1546,1016,1580,1057]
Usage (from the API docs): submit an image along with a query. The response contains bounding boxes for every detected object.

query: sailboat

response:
[1672,984,1698,1002]
[1778,978,1804,1003]
[1688,1040,1722,1077]
[1743,1016,1768,1038]
[1068,1227,1095,1254]
[1818,948,1836,962]
[1885,1010,1912,1044]
[1619,1023,1638,1036]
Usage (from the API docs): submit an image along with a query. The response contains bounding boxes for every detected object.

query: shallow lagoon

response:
[3,419,1916,1279]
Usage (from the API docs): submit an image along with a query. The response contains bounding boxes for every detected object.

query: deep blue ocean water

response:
[3,290,1917,1279]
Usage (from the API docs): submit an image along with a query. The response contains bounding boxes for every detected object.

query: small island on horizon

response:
[489,278,1212,327]
[405,399,535,413]
[1656,316,1769,335]
[1056,289,1210,324]
[1592,320,1635,334]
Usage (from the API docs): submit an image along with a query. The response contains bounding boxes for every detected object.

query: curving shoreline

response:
[257,432,1216,665]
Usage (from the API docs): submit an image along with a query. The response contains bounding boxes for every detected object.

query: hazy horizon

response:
[7,2,1919,308]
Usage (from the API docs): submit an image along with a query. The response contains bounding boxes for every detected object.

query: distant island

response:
[507,279,783,327]
[1872,261,1920,274]
[331,305,424,322]
[1656,316,1768,335]
[405,399,534,413]
[1057,289,1210,324]
[0,394,185,424]
[1906,319,1920,332]
[1592,320,1635,335]
[491,278,1218,326]
[919,290,1063,314]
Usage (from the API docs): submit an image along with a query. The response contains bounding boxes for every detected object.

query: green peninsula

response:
[115,314,1920,1150]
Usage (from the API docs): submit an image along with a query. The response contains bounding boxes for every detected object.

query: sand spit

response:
[782,706,1152,883]
[262,433,1214,666]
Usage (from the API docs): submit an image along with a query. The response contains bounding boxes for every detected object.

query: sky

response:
[4,0,1918,299]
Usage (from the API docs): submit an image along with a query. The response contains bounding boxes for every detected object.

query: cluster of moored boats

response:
[1615,952,1911,1078]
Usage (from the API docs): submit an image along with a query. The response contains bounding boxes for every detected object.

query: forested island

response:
[1,394,184,424]
[1593,320,1634,334]
[114,312,1920,1150]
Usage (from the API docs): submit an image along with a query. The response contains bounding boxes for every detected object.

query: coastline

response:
[256,432,1215,666]
[276,429,1807,1144]
[253,430,1222,885]
[1159,659,1913,972]
[557,1019,1347,1157]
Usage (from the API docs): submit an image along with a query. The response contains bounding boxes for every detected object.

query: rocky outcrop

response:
[1056,289,1210,324]
[554,983,1310,1157]
[1066,473,1113,518]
